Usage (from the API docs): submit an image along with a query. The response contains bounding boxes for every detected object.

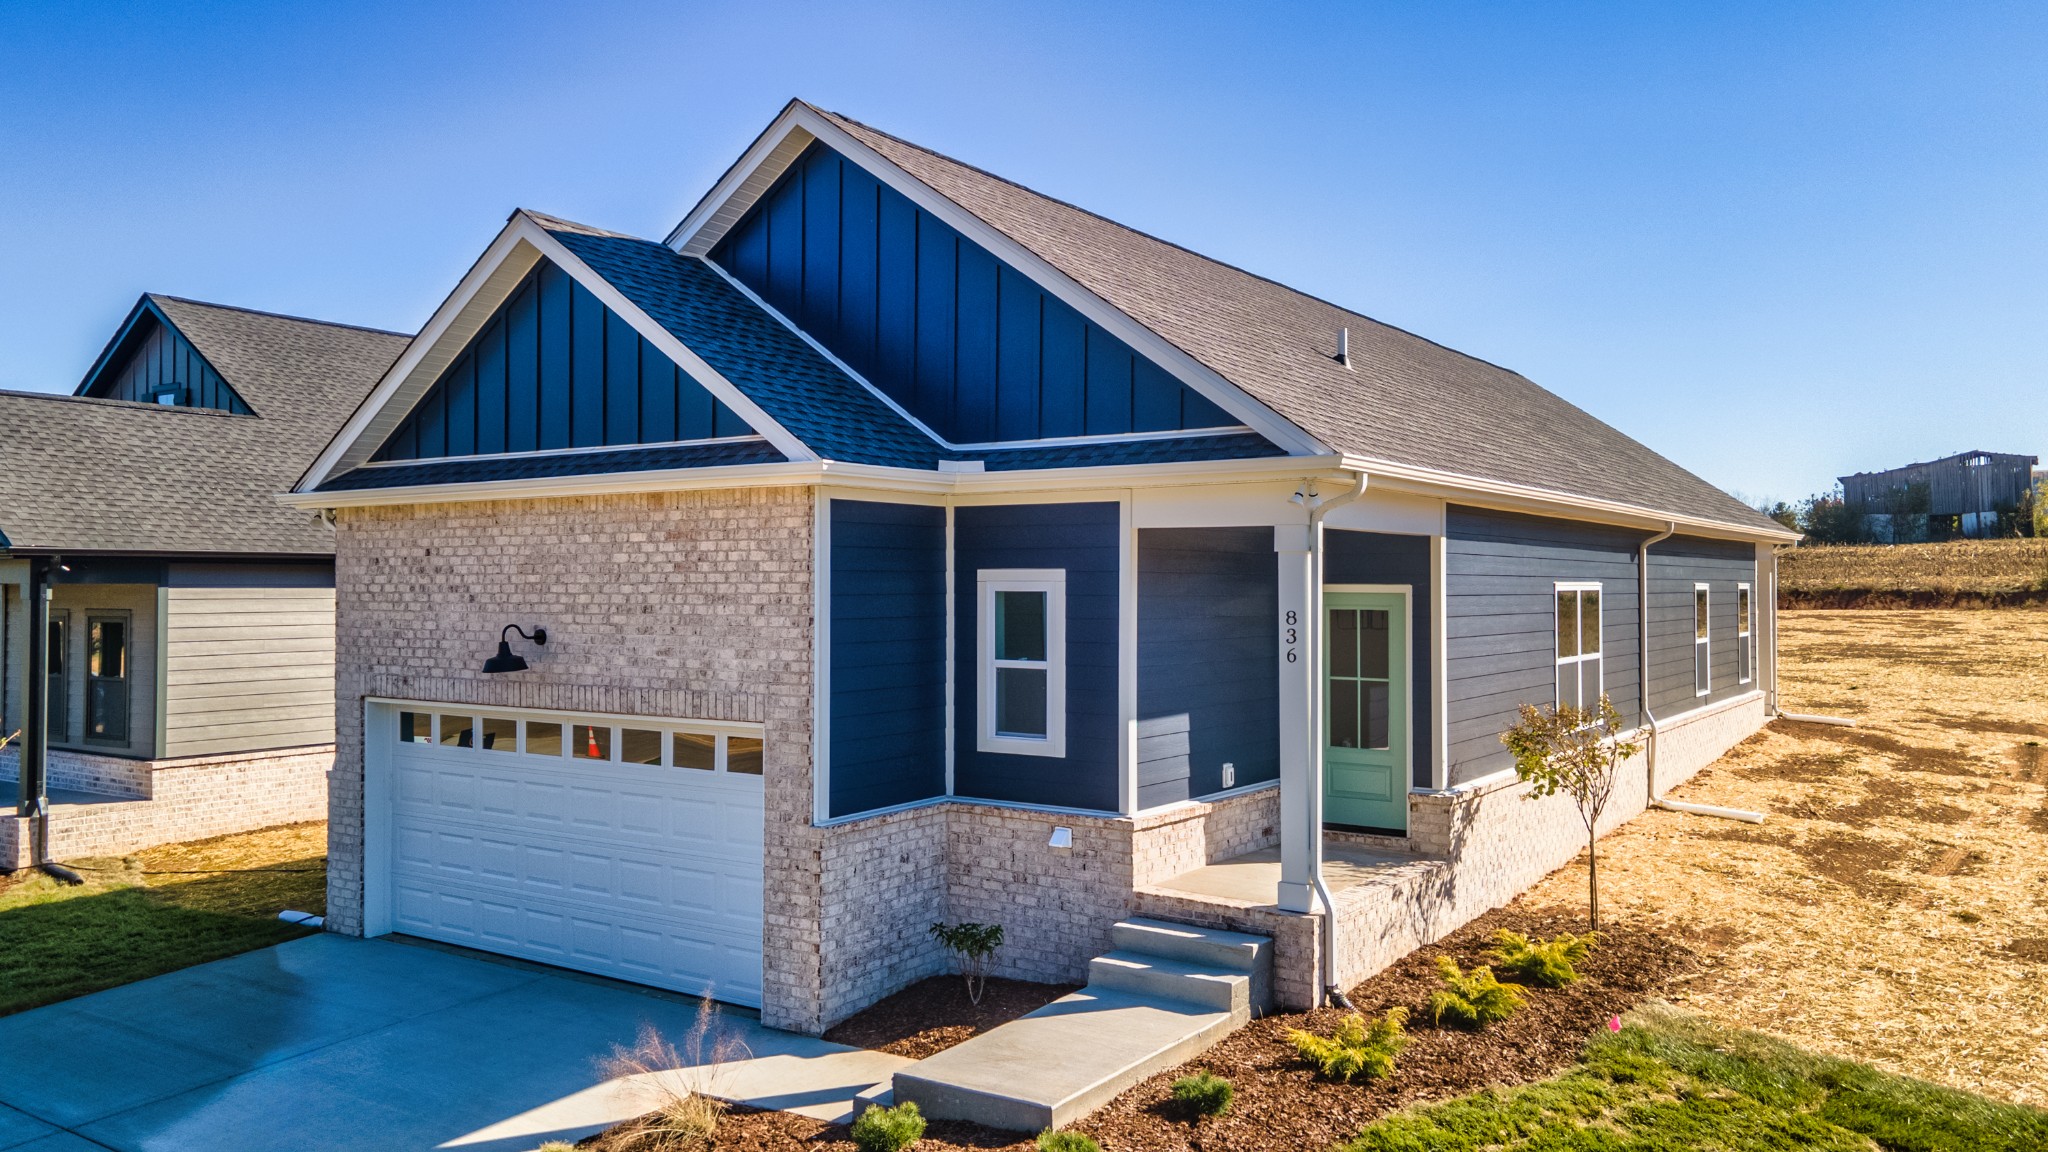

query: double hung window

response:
[1554,584,1602,711]
[1694,584,1711,697]
[1737,583,1753,684]
[976,569,1066,757]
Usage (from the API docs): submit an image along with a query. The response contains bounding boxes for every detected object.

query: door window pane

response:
[438,715,474,747]
[524,721,562,756]
[1580,590,1600,655]
[621,728,662,765]
[1359,610,1390,679]
[995,666,1049,737]
[1331,679,1360,749]
[1332,609,1359,677]
[86,618,129,744]
[726,736,763,775]
[573,723,611,760]
[1364,683,1391,750]
[479,716,515,751]
[399,711,431,742]
[673,731,716,770]
[995,591,1047,661]
[1556,592,1578,659]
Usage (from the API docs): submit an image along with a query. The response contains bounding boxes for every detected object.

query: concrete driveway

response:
[0,935,906,1152]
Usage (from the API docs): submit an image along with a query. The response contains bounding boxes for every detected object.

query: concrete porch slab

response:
[1153,839,1445,906]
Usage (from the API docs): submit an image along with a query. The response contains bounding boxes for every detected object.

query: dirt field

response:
[1781,539,2048,607]
[1526,609,2048,1105]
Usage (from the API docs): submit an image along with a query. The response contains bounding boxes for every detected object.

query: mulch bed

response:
[824,975,1080,1059]
[674,900,1695,1152]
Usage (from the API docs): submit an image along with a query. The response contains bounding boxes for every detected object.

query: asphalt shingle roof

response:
[811,106,1781,534]
[321,438,785,491]
[0,297,409,554]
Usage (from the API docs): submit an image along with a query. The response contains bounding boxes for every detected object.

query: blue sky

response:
[2,1,2041,504]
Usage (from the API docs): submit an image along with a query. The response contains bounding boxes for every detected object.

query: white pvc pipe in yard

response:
[1778,711,1856,727]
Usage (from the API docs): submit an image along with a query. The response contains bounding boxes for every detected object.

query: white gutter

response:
[1294,472,1366,1009]
[1638,521,1766,824]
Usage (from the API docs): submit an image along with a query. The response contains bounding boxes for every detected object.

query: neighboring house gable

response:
[371,256,753,462]
[709,140,1235,444]
[77,297,252,413]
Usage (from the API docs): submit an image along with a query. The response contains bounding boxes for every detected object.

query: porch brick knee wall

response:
[325,488,824,1032]
[0,746,151,798]
[0,746,330,868]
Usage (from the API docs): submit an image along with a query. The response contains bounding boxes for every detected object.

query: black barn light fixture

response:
[482,624,547,674]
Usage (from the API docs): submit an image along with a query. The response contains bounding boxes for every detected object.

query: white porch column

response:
[1275,523,1318,913]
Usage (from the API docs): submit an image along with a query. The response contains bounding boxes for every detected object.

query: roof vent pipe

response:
[1337,327,1352,370]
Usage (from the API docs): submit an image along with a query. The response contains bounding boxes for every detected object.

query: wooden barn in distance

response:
[1840,449,2040,539]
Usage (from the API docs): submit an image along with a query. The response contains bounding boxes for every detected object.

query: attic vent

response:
[1337,327,1352,370]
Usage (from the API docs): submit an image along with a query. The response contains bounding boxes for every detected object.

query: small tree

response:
[1500,695,1641,931]
[929,921,1004,1005]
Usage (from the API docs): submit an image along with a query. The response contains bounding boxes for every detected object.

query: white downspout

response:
[1294,473,1366,1008]
[1639,522,1765,824]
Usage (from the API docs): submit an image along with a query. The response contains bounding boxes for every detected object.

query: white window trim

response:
[1736,582,1753,685]
[1694,582,1712,697]
[976,568,1067,758]
[1553,581,1603,709]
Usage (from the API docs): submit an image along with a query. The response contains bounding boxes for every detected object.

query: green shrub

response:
[1489,928,1598,987]
[1169,1069,1233,1116]
[929,921,1005,1004]
[851,1101,926,1152]
[1286,1008,1409,1082]
[1036,1130,1101,1152]
[1427,957,1526,1029]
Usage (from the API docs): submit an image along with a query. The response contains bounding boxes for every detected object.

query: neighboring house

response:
[1839,449,2039,541]
[0,295,409,869]
[286,100,1799,1035]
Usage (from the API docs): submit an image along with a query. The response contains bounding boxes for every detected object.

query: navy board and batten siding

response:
[372,259,750,462]
[84,308,249,414]
[709,141,1235,445]
[1443,509,1645,786]
[828,500,948,819]
[1135,528,1279,809]
[952,502,1121,812]
[1325,530,1437,789]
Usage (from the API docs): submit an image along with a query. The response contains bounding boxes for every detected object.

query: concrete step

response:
[1086,950,1248,1015]
[1110,918,1272,1010]
[892,987,1240,1132]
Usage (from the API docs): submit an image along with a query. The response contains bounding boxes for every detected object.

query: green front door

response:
[1324,591,1408,832]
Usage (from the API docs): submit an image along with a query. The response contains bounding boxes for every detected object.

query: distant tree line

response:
[1759,479,2046,544]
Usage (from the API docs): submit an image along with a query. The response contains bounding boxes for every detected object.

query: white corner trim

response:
[664,103,1327,460]
[812,487,832,825]
[521,222,816,463]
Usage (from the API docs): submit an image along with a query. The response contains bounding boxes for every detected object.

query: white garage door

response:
[382,705,765,1007]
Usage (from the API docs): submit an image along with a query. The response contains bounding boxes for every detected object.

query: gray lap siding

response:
[1444,507,1760,785]
[1445,508,1644,784]
[1135,527,1279,809]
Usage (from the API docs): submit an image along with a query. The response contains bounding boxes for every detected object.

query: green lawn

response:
[0,821,326,1016]
[1342,1005,2048,1152]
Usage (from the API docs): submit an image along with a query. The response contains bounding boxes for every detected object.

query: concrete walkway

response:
[0,935,907,1152]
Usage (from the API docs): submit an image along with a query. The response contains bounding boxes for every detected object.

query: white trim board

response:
[663,102,1326,460]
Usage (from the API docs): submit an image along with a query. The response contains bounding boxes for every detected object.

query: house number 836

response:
[1283,610,1298,663]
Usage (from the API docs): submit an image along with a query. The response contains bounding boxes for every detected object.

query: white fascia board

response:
[520,221,816,462]
[280,454,1353,511]
[1345,454,1804,544]
[297,221,539,491]
[667,103,1326,459]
